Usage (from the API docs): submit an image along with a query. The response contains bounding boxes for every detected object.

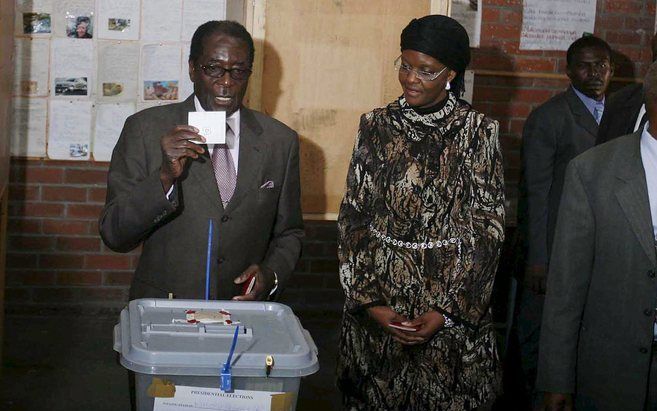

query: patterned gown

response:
[337,92,505,411]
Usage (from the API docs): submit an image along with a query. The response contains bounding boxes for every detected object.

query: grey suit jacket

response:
[597,83,644,145]
[519,86,598,266]
[536,132,657,411]
[99,95,304,300]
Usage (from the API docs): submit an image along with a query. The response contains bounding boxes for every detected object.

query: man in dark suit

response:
[514,35,614,402]
[597,35,657,145]
[99,21,303,301]
[537,61,657,411]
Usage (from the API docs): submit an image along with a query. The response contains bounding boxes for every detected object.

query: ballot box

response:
[114,299,319,411]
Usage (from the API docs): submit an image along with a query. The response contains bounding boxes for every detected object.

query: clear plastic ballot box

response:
[113,299,319,411]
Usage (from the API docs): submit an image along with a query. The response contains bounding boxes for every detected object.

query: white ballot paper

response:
[153,386,282,411]
[188,111,226,144]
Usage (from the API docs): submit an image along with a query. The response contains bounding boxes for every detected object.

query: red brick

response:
[88,187,107,203]
[9,235,55,251]
[604,1,643,13]
[67,204,104,219]
[513,89,555,104]
[40,254,84,269]
[289,273,325,289]
[42,186,88,202]
[482,22,520,40]
[76,287,128,302]
[606,31,643,45]
[84,254,133,269]
[8,185,40,201]
[514,58,555,73]
[42,220,91,235]
[6,253,39,268]
[64,169,108,185]
[32,287,76,302]
[57,271,102,286]
[56,237,101,252]
[11,202,65,218]
[21,271,57,286]
[482,8,500,23]
[12,167,64,184]
[103,271,133,286]
[8,218,41,234]
[309,259,339,274]
[4,288,32,302]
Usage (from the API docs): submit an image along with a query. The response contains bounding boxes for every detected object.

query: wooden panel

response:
[257,0,433,217]
[0,0,14,199]
[0,0,12,360]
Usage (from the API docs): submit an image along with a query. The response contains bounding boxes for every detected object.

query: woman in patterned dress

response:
[337,15,505,410]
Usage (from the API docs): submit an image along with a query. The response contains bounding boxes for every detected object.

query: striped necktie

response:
[211,123,237,206]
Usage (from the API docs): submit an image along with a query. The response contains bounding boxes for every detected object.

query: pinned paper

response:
[147,378,176,398]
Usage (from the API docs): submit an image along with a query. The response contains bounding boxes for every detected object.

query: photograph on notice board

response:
[67,15,94,39]
[55,77,88,96]
[143,80,179,101]
[69,144,89,158]
[23,13,51,34]
[102,82,124,96]
[108,18,131,31]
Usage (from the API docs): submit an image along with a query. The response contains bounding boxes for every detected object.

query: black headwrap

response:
[400,15,471,97]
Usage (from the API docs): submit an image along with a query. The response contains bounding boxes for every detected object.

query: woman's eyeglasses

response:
[198,63,252,80]
[394,56,447,82]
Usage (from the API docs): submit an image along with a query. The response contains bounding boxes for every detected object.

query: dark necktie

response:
[211,124,236,206]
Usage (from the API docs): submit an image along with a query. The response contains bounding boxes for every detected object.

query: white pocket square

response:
[260,180,275,189]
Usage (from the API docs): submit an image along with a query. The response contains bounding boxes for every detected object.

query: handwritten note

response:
[520,0,596,51]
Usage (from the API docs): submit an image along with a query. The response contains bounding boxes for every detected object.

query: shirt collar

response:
[193,96,241,138]
[571,85,605,117]
[642,121,657,159]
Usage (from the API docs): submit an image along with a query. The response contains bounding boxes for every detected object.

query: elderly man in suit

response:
[514,35,614,402]
[537,60,657,411]
[99,20,303,301]
[597,35,657,146]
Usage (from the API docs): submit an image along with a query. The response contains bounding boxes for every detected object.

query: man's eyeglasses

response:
[394,56,447,82]
[198,63,252,80]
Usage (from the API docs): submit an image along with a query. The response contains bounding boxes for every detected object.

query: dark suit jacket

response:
[536,132,657,411]
[518,87,598,267]
[597,83,644,145]
[99,95,304,300]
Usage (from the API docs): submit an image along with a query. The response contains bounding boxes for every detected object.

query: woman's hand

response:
[366,306,424,345]
[366,307,446,345]
[394,311,446,345]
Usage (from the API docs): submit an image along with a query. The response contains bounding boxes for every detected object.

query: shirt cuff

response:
[268,271,279,296]
[165,184,174,200]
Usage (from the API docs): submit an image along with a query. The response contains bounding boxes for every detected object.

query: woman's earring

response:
[445,81,451,90]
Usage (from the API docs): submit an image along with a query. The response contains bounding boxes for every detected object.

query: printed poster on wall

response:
[450,0,481,48]
[47,100,93,160]
[520,0,597,51]
[10,98,48,157]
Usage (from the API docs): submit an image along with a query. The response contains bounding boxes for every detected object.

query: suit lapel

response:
[614,132,656,265]
[565,87,599,138]
[225,108,264,212]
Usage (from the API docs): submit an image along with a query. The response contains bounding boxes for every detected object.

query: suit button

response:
[217,258,225,264]
[640,347,649,354]
[645,308,653,316]
[221,215,229,222]
[649,270,656,278]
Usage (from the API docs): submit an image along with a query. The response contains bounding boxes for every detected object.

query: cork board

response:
[255,0,433,219]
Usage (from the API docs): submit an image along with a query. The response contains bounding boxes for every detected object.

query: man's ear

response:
[188,60,196,82]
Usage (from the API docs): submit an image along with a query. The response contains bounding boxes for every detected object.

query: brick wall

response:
[4,0,656,313]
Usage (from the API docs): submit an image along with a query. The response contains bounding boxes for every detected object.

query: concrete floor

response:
[0,309,342,411]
